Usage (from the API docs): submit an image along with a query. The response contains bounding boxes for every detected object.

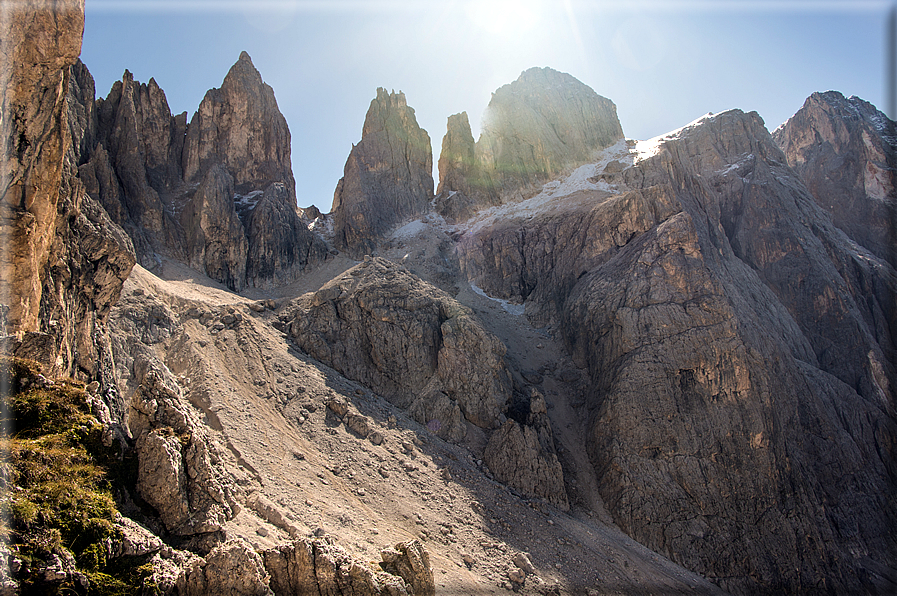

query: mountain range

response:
[1,2,895,595]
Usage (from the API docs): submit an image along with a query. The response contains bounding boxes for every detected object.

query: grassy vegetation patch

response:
[0,356,156,594]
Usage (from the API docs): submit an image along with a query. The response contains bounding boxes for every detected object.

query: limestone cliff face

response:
[457,108,897,595]
[0,0,136,379]
[73,52,325,290]
[332,89,434,255]
[437,67,623,219]
[1,0,87,337]
[773,91,896,266]
[434,112,499,223]
[182,51,294,198]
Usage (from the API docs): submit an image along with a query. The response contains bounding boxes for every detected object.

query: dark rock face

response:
[285,257,510,441]
[434,112,499,223]
[483,390,569,510]
[72,52,325,290]
[244,181,326,288]
[437,67,623,219]
[332,89,434,255]
[0,0,136,379]
[457,108,897,595]
[773,91,896,266]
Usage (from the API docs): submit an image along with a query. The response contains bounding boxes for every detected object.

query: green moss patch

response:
[1,356,156,594]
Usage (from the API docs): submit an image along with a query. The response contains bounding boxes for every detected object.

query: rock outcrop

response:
[332,89,434,255]
[773,90,896,266]
[72,52,326,290]
[434,111,499,223]
[456,108,897,594]
[285,257,511,441]
[436,67,623,219]
[484,390,569,510]
[179,539,270,596]
[182,51,294,196]
[0,0,136,380]
[265,538,433,596]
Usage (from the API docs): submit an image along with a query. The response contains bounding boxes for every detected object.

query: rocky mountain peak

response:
[436,67,624,220]
[331,87,433,255]
[183,51,294,198]
[773,88,896,265]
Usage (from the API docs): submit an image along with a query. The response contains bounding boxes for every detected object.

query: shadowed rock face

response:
[457,108,897,595]
[773,91,897,267]
[332,89,434,255]
[437,67,624,219]
[71,52,325,290]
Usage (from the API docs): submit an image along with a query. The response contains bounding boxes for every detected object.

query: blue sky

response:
[80,1,894,212]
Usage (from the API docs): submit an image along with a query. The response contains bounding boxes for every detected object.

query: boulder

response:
[264,538,412,595]
[180,539,270,596]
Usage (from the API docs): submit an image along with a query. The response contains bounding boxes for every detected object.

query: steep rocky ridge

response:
[73,52,326,290]
[284,257,512,439]
[773,90,896,266]
[332,88,434,255]
[434,111,499,223]
[282,256,569,509]
[0,0,135,380]
[436,67,624,219]
[453,109,897,594]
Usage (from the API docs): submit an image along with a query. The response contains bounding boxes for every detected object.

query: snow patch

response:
[234,190,264,211]
[391,219,428,239]
[461,138,632,235]
[716,153,754,176]
[308,215,333,236]
[635,112,717,162]
[470,283,525,316]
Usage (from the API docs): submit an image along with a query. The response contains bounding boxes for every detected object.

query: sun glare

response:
[465,0,542,37]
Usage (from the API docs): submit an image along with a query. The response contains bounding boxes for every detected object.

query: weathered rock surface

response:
[484,391,569,510]
[180,539,270,596]
[332,89,434,254]
[110,293,244,539]
[183,51,293,197]
[285,257,511,440]
[437,67,623,219]
[265,538,433,595]
[773,90,896,266]
[71,52,325,290]
[434,111,499,223]
[460,107,897,594]
[0,0,136,380]
[379,540,435,596]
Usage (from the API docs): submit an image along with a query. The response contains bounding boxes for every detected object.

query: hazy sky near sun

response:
[80,1,893,212]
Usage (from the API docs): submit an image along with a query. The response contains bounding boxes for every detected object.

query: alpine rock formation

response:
[331,88,434,255]
[73,51,326,291]
[773,90,897,266]
[436,67,624,221]
[2,2,896,594]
